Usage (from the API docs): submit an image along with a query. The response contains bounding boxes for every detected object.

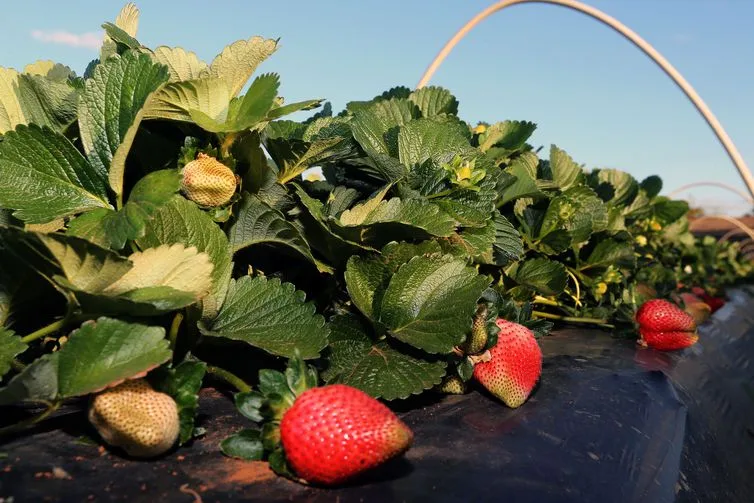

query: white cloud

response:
[30,30,103,49]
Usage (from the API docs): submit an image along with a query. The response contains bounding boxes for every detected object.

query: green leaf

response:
[234,391,264,422]
[541,186,608,245]
[267,136,345,184]
[57,317,170,398]
[201,275,328,359]
[0,124,110,223]
[511,257,567,296]
[151,361,207,445]
[447,219,496,262]
[101,23,142,52]
[380,240,443,272]
[267,99,323,121]
[478,121,536,153]
[208,36,278,98]
[23,61,75,81]
[499,152,545,206]
[493,213,524,266]
[350,99,417,157]
[220,429,264,460]
[323,314,446,400]
[653,198,689,225]
[137,196,232,319]
[150,46,207,82]
[344,256,391,320]
[0,67,79,134]
[78,51,170,200]
[641,175,663,199]
[0,317,171,405]
[397,118,471,168]
[229,192,320,268]
[144,78,231,123]
[583,239,635,271]
[549,145,584,190]
[338,196,457,240]
[0,328,26,379]
[379,255,490,354]
[67,169,181,250]
[407,87,458,118]
[592,169,639,208]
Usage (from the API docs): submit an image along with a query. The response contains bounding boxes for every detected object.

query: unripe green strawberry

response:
[438,375,467,395]
[280,384,413,486]
[473,319,542,408]
[462,304,489,355]
[180,153,237,207]
[88,379,179,458]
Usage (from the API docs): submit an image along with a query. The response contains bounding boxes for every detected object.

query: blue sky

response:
[3,1,753,213]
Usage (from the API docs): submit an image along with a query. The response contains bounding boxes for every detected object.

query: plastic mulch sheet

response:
[1,289,753,502]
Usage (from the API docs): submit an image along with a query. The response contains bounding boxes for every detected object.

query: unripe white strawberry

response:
[88,379,179,458]
[180,153,237,207]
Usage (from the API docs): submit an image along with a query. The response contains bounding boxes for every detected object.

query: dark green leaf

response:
[350,99,417,157]
[584,239,636,271]
[493,213,524,266]
[511,258,567,296]
[397,118,471,168]
[234,391,265,422]
[344,256,391,321]
[201,276,329,358]
[151,361,207,444]
[499,152,545,205]
[323,314,446,400]
[220,429,264,460]
[640,175,663,198]
[548,145,584,190]
[407,87,458,118]
[379,255,490,354]
[0,124,110,223]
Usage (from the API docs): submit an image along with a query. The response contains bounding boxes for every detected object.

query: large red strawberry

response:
[636,299,699,351]
[638,330,699,351]
[473,319,542,408]
[280,384,413,486]
[230,353,413,487]
[636,299,696,332]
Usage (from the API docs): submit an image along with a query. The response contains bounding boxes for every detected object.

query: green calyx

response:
[220,351,319,476]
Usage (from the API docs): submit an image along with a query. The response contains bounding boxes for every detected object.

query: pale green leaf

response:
[150,46,207,82]
[478,121,536,153]
[379,255,490,354]
[498,152,545,205]
[144,78,231,123]
[103,243,213,298]
[323,314,446,400]
[136,196,232,319]
[207,36,278,97]
[79,51,170,199]
[0,124,110,223]
[23,61,75,81]
[201,275,328,359]
[267,136,345,184]
[339,197,457,241]
[114,3,140,37]
[0,68,26,132]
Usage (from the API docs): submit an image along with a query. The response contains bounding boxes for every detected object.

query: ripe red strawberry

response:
[636,299,696,332]
[279,384,413,486]
[472,319,542,408]
[691,286,726,313]
[638,329,699,351]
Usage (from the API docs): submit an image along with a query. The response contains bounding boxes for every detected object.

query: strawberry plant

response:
[1,2,753,488]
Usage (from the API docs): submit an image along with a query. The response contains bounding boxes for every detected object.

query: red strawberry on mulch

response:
[635,298,699,351]
[691,286,726,313]
[473,319,542,408]
[224,353,413,487]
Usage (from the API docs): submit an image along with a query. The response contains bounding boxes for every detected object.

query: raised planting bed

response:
[2,288,754,503]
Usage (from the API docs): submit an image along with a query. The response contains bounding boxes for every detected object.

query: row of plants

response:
[1,3,752,487]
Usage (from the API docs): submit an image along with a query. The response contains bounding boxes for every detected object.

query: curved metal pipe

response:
[668,181,754,204]
[416,0,754,198]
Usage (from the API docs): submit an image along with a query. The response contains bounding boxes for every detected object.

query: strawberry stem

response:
[168,312,184,350]
[532,310,614,328]
[20,318,66,344]
[206,366,252,393]
[533,296,560,307]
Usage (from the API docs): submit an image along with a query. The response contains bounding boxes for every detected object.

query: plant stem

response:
[532,310,614,328]
[206,366,251,393]
[168,312,184,350]
[532,295,560,307]
[21,318,66,344]
[0,401,60,437]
